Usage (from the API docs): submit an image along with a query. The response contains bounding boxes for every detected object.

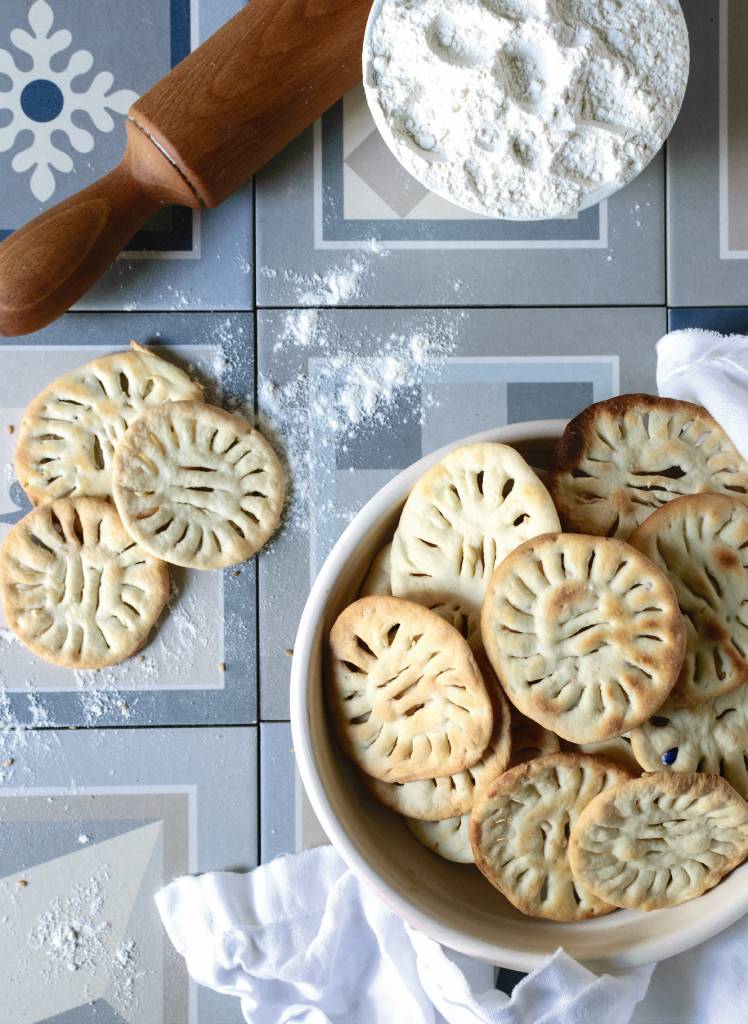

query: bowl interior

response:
[360,0,679,223]
[292,422,748,972]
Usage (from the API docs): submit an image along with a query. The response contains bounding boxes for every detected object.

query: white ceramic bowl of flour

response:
[291,419,748,971]
[363,0,690,221]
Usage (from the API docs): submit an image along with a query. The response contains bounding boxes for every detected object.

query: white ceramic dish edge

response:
[361,0,690,223]
[290,420,748,972]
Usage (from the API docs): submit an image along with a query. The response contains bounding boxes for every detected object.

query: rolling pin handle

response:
[0,122,199,337]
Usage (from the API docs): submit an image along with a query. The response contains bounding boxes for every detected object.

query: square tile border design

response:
[667,0,748,305]
[0,725,256,1024]
[315,95,609,251]
[720,0,748,260]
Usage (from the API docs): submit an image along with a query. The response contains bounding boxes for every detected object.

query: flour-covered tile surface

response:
[0,0,252,311]
[255,88,665,308]
[257,306,665,719]
[0,312,257,726]
[0,726,255,1024]
[667,0,748,305]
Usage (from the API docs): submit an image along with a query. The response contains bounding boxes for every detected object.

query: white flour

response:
[261,241,386,308]
[365,0,689,218]
[29,866,111,976]
[27,866,142,1015]
[0,678,58,785]
[259,316,460,532]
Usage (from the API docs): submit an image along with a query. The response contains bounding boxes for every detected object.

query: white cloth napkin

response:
[156,846,653,1024]
[657,328,748,458]
[156,329,748,1024]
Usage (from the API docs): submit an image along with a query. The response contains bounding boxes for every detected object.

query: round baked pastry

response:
[481,533,685,743]
[470,752,633,921]
[629,494,748,705]
[574,735,641,774]
[391,442,560,647]
[548,395,748,540]
[407,815,473,864]
[360,542,392,597]
[631,685,748,798]
[112,401,285,570]
[508,710,560,769]
[14,342,202,505]
[0,497,169,669]
[364,672,511,819]
[569,773,748,911]
[327,596,493,783]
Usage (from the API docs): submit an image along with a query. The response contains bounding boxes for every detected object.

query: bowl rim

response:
[290,419,748,971]
[360,0,690,222]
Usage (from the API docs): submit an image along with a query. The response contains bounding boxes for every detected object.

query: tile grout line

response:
[664,137,670,313]
[54,301,673,317]
[253,170,262,868]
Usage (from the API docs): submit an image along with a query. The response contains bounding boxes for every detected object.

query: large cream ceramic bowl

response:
[290,420,748,972]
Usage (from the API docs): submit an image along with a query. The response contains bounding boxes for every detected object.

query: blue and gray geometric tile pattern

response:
[0,0,747,1018]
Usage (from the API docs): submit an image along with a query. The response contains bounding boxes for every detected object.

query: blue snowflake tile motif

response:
[0,0,138,201]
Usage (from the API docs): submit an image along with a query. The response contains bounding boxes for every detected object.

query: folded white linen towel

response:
[657,328,748,458]
[156,846,653,1024]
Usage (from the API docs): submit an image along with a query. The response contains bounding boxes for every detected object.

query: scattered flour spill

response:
[0,675,58,785]
[27,867,142,1015]
[295,259,368,306]
[277,309,323,352]
[259,316,460,532]
[262,241,386,307]
[74,670,136,725]
[29,865,111,976]
[112,939,143,1015]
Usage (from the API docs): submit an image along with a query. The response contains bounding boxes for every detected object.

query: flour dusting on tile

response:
[29,865,111,976]
[278,309,323,351]
[26,865,143,1015]
[0,681,58,784]
[259,315,460,532]
[263,243,387,307]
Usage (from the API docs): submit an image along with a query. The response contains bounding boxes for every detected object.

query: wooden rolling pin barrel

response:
[0,0,373,337]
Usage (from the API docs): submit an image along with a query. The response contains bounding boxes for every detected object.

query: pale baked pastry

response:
[14,342,202,505]
[569,772,748,911]
[548,395,748,540]
[391,442,560,648]
[0,497,169,669]
[629,494,748,705]
[327,596,492,784]
[507,710,560,769]
[574,735,641,774]
[364,673,511,819]
[470,752,633,921]
[360,542,392,597]
[407,814,473,864]
[481,533,685,743]
[631,685,748,798]
[112,401,285,570]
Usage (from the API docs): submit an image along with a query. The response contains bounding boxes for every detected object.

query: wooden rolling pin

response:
[0,0,373,337]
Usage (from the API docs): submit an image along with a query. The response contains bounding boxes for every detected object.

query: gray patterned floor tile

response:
[0,726,256,1024]
[260,722,296,862]
[256,87,665,308]
[0,0,252,312]
[0,312,257,727]
[667,0,748,305]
